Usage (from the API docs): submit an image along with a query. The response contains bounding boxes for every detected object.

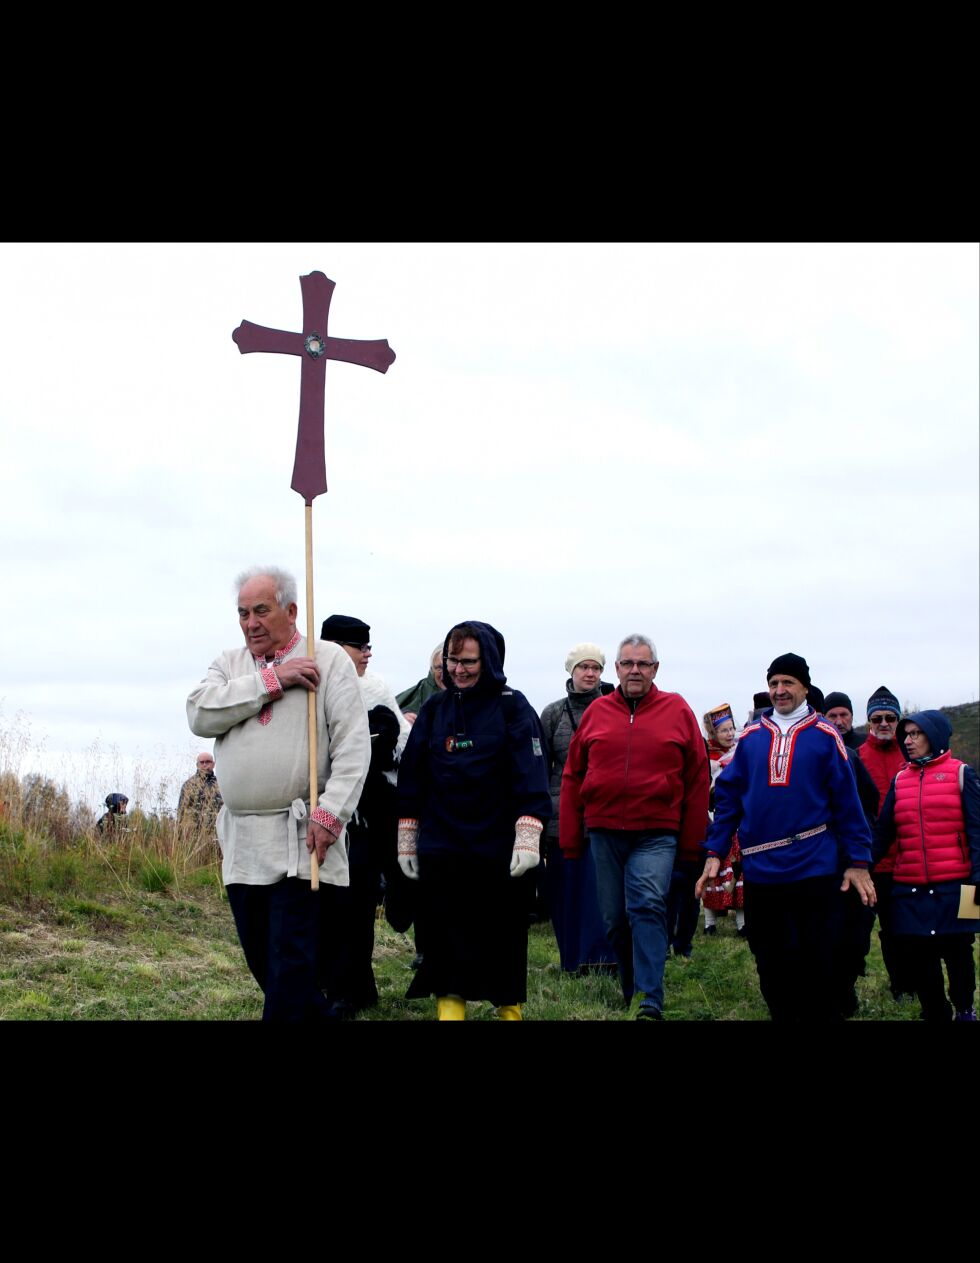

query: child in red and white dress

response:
[701,705,745,937]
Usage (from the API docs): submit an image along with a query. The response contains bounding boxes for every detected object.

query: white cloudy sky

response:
[1,242,977,810]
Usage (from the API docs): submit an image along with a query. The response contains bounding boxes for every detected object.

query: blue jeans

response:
[589,829,677,1014]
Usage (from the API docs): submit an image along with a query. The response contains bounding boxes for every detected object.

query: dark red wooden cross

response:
[232,271,395,504]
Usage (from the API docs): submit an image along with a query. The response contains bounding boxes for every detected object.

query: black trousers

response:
[906,934,977,1021]
[318,817,383,1010]
[406,851,530,1006]
[831,884,877,1017]
[666,858,702,955]
[743,874,843,1022]
[227,878,332,1022]
[873,873,919,998]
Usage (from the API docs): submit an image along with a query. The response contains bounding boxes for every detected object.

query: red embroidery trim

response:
[272,630,301,663]
[311,807,341,835]
[253,631,300,725]
[762,711,818,786]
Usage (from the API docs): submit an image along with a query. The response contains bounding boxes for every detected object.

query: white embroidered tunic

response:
[186,635,370,887]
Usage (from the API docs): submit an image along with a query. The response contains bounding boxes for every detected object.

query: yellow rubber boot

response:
[496,1004,522,1021]
[437,995,466,1021]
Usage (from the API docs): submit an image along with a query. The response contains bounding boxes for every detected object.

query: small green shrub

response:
[135,856,175,894]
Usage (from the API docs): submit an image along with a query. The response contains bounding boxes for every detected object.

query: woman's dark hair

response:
[446,623,481,656]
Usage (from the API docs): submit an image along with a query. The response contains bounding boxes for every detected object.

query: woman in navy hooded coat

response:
[396,621,551,1019]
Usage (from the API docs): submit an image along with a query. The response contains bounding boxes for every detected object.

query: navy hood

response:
[443,620,507,692]
[897,710,952,761]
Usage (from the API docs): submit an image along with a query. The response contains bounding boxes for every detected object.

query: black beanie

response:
[320,613,370,643]
[823,691,853,715]
[766,653,811,687]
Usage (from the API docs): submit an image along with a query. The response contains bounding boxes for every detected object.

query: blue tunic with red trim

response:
[703,707,872,885]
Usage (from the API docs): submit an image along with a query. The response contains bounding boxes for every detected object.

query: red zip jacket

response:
[559,684,709,859]
[858,732,906,872]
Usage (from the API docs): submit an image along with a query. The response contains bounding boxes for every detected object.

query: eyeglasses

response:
[904,729,924,740]
[618,660,655,670]
[575,663,601,672]
[869,715,897,725]
[447,656,480,669]
[340,641,371,652]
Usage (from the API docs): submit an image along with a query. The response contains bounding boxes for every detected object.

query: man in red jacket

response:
[858,683,916,1001]
[559,634,710,1019]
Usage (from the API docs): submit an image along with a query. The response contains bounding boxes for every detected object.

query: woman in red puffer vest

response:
[874,710,980,1021]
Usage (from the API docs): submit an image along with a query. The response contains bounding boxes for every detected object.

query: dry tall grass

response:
[0,708,220,897]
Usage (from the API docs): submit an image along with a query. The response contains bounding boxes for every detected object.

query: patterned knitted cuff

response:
[397,818,420,856]
[311,807,341,835]
[259,665,283,701]
[514,815,543,853]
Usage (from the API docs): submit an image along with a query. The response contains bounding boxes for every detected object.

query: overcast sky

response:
[1,242,977,810]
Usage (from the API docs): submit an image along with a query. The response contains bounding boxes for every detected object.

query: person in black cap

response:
[320,614,373,678]
[824,692,866,750]
[696,653,876,1022]
[97,792,129,835]
[318,613,411,1017]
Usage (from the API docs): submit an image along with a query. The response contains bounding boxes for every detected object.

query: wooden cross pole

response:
[232,271,395,887]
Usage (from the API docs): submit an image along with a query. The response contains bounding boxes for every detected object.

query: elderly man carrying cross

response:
[187,566,370,1021]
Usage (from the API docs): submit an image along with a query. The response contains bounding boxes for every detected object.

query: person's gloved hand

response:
[510,816,543,878]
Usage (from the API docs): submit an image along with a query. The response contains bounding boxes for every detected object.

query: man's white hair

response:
[234,566,298,609]
[617,633,659,663]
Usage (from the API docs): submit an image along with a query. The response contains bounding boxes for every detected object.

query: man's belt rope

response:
[740,823,827,856]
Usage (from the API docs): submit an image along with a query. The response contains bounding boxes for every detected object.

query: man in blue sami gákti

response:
[696,652,876,1022]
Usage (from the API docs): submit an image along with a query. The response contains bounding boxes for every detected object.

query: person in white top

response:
[187,567,370,1022]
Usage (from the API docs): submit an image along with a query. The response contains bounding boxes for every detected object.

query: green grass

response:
[0,832,960,1020]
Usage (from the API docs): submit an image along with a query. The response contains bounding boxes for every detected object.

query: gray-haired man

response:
[560,635,709,1019]
[187,567,370,1021]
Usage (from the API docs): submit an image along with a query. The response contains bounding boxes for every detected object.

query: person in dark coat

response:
[97,793,129,835]
[539,643,616,973]
[396,620,551,1020]
[812,685,881,1017]
[318,613,409,1018]
[824,691,867,750]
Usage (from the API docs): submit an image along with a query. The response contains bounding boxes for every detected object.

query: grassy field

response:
[0,818,932,1021]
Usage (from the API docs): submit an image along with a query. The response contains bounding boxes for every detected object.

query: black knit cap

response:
[823,691,853,715]
[320,613,370,643]
[866,684,901,720]
[807,685,826,714]
[766,652,811,687]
